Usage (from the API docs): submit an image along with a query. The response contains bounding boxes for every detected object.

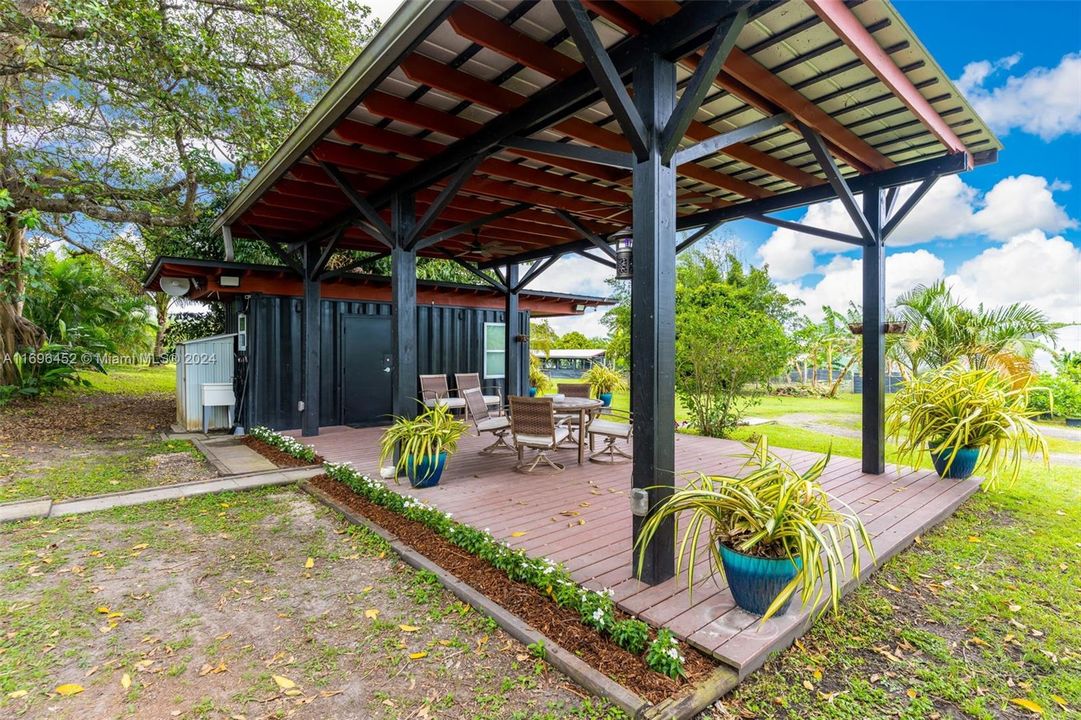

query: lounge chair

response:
[453,372,502,411]
[587,408,633,463]
[419,374,466,412]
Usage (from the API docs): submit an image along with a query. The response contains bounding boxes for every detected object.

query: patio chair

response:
[557,383,591,398]
[587,408,633,463]
[509,396,569,474]
[462,387,514,455]
[453,372,502,412]
[419,374,466,412]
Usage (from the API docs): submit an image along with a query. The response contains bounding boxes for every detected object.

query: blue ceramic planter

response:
[528,387,538,397]
[405,451,447,489]
[599,392,613,407]
[928,445,980,480]
[719,543,802,616]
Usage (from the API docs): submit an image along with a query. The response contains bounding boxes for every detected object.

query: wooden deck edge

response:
[298,480,667,718]
[728,476,983,678]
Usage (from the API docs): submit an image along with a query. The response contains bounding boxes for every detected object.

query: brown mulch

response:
[308,475,717,704]
[0,393,174,444]
[240,435,323,468]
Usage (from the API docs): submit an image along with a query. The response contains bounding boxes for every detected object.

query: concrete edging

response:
[300,479,740,720]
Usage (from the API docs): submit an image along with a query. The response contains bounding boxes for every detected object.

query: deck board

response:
[287,424,979,676]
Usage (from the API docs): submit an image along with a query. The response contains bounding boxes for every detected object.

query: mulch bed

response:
[308,474,717,704]
[239,436,324,468]
[0,393,174,443]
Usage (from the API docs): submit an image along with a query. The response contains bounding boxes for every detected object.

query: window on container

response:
[484,322,505,378]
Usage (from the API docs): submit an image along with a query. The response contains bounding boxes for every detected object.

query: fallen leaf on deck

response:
[399,625,420,632]
[54,684,84,696]
[409,651,428,660]
[510,531,527,537]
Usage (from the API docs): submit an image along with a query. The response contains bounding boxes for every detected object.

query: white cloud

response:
[527,253,615,339]
[779,250,945,322]
[757,174,1075,279]
[955,52,1081,140]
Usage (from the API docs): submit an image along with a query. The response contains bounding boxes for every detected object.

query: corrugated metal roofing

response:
[215,0,1000,265]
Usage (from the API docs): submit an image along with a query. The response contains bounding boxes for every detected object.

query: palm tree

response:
[891,282,1064,379]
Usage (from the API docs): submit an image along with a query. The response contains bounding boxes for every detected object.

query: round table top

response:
[549,396,604,410]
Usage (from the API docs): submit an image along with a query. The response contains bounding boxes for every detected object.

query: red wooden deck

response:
[288,425,979,677]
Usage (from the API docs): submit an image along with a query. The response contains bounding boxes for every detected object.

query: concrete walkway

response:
[0,466,323,523]
[193,436,277,475]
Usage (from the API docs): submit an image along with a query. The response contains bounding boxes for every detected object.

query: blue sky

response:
[369,1,1080,362]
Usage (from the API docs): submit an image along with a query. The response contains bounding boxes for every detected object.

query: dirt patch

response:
[0,489,599,719]
[308,474,717,704]
[0,392,174,445]
[772,412,862,439]
[240,435,324,467]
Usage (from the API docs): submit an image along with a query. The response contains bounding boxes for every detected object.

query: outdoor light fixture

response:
[219,275,240,287]
[612,227,633,280]
[573,304,586,313]
[630,488,649,517]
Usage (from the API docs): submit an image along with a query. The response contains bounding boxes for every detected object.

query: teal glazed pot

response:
[599,392,613,407]
[719,543,802,616]
[405,451,447,488]
[528,387,538,397]
[928,445,980,479]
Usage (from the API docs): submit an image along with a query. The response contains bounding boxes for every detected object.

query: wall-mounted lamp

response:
[572,304,586,313]
[219,275,240,287]
[612,227,633,280]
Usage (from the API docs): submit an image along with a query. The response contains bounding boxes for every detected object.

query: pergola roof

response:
[214,0,1000,266]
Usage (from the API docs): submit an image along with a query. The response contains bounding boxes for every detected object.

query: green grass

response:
[80,364,175,395]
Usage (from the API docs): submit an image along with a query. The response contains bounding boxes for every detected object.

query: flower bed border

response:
[246,426,323,467]
[300,477,740,720]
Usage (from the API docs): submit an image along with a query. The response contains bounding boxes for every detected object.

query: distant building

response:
[532,348,607,379]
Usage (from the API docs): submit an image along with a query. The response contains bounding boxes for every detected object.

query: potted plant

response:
[583,362,625,407]
[378,403,467,488]
[885,363,1049,487]
[528,355,548,398]
[635,438,874,621]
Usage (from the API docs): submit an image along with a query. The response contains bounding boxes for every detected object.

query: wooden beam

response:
[318,251,388,282]
[415,203,531,251]
[748,213,862,246]
[555,0,648,159]
[502,136,633,169]
[574,249,616,269]
[408,154,482,249]
[552,209,617,259]
[807,0,971,162]
[319,162,394,246]
[676,221,724,254]
[673,113,792,166]
[883,176,936,239]
[661,8,747,163]
[513,254,563,292]
[310,226,346,280]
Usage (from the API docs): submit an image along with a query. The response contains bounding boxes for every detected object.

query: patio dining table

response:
[550,396,604,465]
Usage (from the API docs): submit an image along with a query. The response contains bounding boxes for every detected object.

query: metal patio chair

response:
[454,372,502,412]
[462,387,514,455]
[555,382,591,446]
[557,383,591,398]
[509,395,569,474]
[419,374,466,412]
[587,408,633,463]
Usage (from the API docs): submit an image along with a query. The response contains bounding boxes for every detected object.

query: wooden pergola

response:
[213,0,1000,585]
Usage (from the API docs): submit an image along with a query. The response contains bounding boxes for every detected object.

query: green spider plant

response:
[635,437,875,621]
[885,363,1048,489]
[378,403,468,482]
[583,362,626,396]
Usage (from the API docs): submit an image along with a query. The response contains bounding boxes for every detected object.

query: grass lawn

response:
[81,363,177,395]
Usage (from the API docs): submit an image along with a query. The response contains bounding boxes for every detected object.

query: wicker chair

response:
[419,374,465,412]
[587,408,633,463]
[554,382,591,446]
[462,387,514,455]
[454,373,502,412]
[557,383,591,398]
[509,396,569,473]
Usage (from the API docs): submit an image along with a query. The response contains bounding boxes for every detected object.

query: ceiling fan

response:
[454,228,523,259]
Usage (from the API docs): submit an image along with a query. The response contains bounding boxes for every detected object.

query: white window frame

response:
[483,321,506,379]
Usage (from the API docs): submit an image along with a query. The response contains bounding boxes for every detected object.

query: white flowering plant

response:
[249,426,318,463]
[645,629,686,679]
[323,461,687,679]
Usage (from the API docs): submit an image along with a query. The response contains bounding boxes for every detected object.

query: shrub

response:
[645,629,685,679]
[610,618,649,654]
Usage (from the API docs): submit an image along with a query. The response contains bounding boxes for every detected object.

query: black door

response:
[341,316,392,426]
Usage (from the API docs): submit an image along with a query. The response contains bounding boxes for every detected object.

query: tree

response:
[0,0,374,382]
[558,331,595,349]
[892,281,1063,379]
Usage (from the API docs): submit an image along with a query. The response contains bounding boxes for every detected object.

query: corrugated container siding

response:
[233,296,529,431]
[175,334,236,431]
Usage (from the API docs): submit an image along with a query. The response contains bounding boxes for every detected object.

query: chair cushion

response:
[482,394,501,405]
[477,416,510,432]
[515,426,570,447]
[588,418,632,438]
[425,397,466,409]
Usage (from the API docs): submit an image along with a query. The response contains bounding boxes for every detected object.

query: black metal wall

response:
[228,295,530,430]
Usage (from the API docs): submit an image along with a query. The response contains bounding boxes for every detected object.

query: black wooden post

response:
[391,194,418,419]
[631,52,677,585]
[301,241,321,437]
[861,185,886,474]
[504,263,521,398]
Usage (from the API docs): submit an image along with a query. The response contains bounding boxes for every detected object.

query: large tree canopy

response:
[0,0,375,383]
